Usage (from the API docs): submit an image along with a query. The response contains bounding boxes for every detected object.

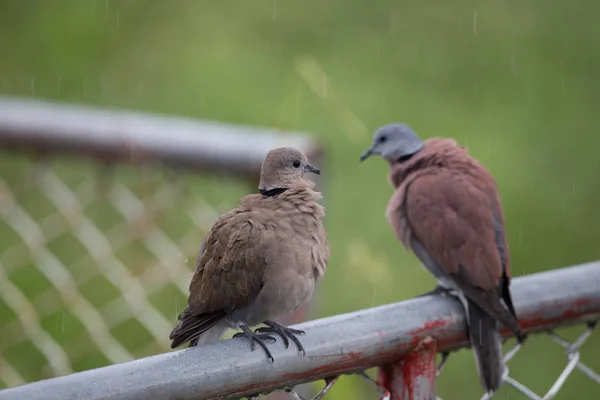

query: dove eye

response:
[379,135,387,143]
[292,160,301,168]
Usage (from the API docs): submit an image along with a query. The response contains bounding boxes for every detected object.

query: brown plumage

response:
[361,123,521,395]
[169,147,329,362]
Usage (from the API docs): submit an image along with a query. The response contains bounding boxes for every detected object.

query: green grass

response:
[1,0,600,398]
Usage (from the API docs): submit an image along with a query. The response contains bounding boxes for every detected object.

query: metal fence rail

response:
[0,261,598,400]
[0,96,323,179]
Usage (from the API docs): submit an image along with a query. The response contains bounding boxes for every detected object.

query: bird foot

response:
[515,330,528,344]
[233,325,277,362]
[437,351,450,376]
[256,320,306,355]
[416,285,451,298]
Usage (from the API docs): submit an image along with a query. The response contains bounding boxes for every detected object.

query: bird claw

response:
[236,325,276,362]
[284,327,306,335]
[258,320,306,355]
[437,351,450,376]
[515,332,528,345]
[416,285,451,298]
[232,331,277,343]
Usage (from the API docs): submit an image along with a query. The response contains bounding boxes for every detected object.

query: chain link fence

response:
[0,159,231,379]
[0,96,323,394]
[1,97,599,400]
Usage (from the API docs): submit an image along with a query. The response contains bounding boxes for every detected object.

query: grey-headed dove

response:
[360,123,522,394]
[169,147,329,362]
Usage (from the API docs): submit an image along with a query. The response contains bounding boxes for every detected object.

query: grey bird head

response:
[259,147,321,191]
[360,123,424,164]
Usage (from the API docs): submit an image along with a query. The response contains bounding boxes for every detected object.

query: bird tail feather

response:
[468,300,505,394]
[169,308,227,348]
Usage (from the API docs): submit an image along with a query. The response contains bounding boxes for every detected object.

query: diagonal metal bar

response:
[108,183,194,294]
[549,326,600,382]
[484,321,599,400]
[37,171,174,349]
[0,264,72,377]
[1,261,598,400]
[0,356,26,388]
[0,187,133,364]
[0,178,97,275]
[476,324,599,400]
[0,176,204,353]
[503,375,542,400]
[358,371,391,400]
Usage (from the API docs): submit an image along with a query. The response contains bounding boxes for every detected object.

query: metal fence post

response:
[378,337,438,400]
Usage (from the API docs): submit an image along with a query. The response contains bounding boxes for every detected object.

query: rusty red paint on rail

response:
[277,317,463,388]
[407,318,451,337]
[281,351,371,382]
[215,296,599,400]
[378,337,438,400]
[499,297,597,335]
[213,351,373,399]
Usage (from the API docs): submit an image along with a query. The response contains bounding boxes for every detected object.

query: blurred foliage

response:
[1,0,600,398]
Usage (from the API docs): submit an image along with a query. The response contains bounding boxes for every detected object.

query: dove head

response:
[258,147,321,191]
[360,123,424,164]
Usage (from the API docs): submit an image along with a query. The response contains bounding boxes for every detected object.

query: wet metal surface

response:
[0,261,598,400]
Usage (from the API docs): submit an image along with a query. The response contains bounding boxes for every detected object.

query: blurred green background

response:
[1,0,599,399]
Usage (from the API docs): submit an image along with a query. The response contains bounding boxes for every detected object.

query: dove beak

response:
[304,163,321,175]
[360,148,373,162]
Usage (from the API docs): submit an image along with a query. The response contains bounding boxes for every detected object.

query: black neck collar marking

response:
[397,149,421,164]
[259,187,288,197]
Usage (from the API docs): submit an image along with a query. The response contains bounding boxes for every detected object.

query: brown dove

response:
[169,147,329,362]
[360,123,522,395]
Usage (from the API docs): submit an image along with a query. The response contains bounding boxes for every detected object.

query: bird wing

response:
[188,209,269,316]
[169,208,271,348]
[404,170,519,332]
